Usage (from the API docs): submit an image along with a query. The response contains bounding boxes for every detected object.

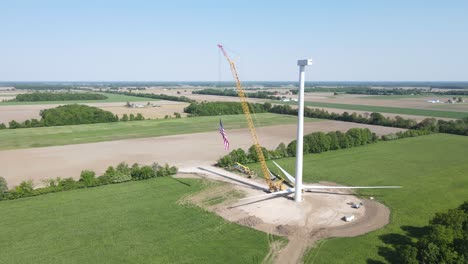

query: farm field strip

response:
[358,94,459,100]
[0,93,156,105]
[0,113,318,150]
[0,178,277,263]
[248,134,468,263]
[278,101,468,118]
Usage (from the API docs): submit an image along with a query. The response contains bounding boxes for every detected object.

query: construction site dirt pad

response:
[177,167,390,264]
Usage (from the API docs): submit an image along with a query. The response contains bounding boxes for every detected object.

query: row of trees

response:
[398,201,468,264]
[218,128,430,167]
[289,87,468,96]
[0,162,178,201]
[183,102,269,116]
[291,87,428,95]
[217,128,428,167]
[0,105,146,129]
[106,91,195,103]
[269,104,468,136]
[121,113,145,121]
[192,88,281,100]
[14,92,107,102]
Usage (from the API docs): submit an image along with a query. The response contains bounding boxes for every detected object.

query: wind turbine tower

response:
[295,59,313,202]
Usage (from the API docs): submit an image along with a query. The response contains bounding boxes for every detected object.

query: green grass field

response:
[278,101,468,118]
[253,134,468,263]
[0,178,278,263]
[0,93,156,105]
[0,113,319,150]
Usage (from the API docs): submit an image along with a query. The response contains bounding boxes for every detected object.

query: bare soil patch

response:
[0,121,404,188]
[0,100,183,124]
[99,101,189,119]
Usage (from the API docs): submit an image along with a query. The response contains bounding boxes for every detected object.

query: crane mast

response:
[217,44,284,192]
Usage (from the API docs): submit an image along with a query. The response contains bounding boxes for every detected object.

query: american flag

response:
[219,119,230,150]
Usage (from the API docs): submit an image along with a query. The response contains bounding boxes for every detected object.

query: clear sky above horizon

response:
[1,0,467,82]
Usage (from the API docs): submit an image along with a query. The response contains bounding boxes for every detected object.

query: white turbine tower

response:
[242,59,401,202]
[295,59,313,202]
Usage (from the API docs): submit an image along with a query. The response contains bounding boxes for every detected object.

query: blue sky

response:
[0,0,467,81]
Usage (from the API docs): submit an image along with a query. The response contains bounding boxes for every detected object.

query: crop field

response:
[358,94,457,100]
[254,134,468,263]
[278,101,468,119]
[0,178,278,263]
[0,93,155,105]
[0,113,318,150]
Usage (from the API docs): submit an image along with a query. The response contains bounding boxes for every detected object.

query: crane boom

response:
[217,44,284,192]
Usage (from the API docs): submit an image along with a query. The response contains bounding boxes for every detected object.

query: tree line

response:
[183,102,269,116]
[289,87,468,96]
[192,88,281,100]
[106,91,195,103]
[0,162,178,201]
[0,104,146,129]
[269,104,468,136]
[397,201,468,264]
[13,92,107,102]
[217,128,430,167]
[184,102,468,136]
[181,101,467,136]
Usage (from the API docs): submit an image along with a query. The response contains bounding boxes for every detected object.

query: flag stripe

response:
[219,120,230,150]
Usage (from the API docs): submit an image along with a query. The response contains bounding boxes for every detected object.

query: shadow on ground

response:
[366,225,427,264]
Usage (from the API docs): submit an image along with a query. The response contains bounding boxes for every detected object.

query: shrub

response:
[132,165,155,180]
[0,177,8,194]
[15,180,34,197]
[247,145,270,162]
[327,131,341,150]
[59,178,81,190]
[275,143,288,158]
[104,164,132,183]
[42,177,61,187]
[155,164,178,177]
[8,120,21,129]
[0,177,8,200]
[307,132,331,153]
[97,175,112,185]
[80,170,96,186]
[286,140,297,157]
[135,113,145,120]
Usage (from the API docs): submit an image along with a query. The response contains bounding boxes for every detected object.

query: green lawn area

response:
[277,101,468,118]
[0,177,277,264]
[0,93,156,105]
[0,113,319,150]
[252,134,468,263]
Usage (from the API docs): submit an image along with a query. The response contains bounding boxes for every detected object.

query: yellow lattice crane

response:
[217,44,286,192]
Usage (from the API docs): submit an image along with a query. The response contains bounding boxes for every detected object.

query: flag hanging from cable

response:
[219,119,230,150]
